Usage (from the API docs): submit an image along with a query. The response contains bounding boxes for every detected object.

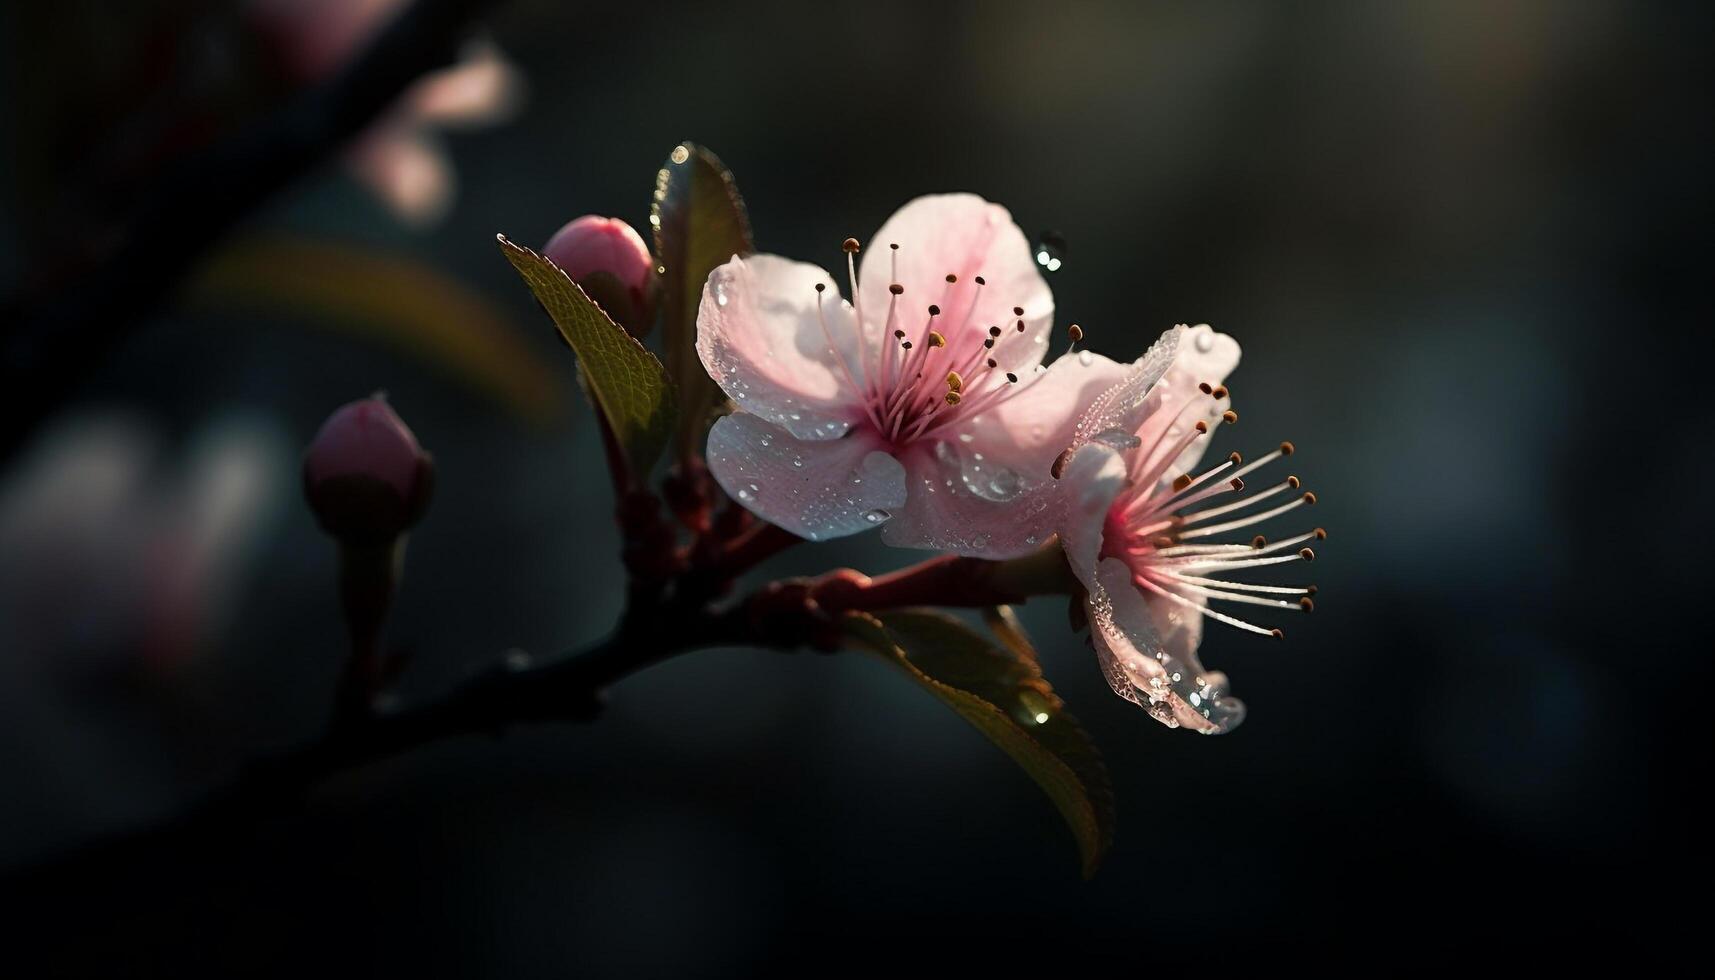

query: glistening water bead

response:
[1034,231,1067,273]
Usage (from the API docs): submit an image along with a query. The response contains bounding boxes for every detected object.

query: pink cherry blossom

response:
[696,194,1132,555]
[1057,324,1322,734]
[251,0,524,226]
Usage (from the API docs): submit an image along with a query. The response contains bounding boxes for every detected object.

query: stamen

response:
[1177,492,1315,540]
[1134,575,1278,637]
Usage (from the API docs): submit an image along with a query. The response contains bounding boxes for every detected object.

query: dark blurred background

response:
[1,0,1708,974]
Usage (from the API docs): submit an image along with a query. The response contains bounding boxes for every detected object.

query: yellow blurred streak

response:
[186,236,568,425]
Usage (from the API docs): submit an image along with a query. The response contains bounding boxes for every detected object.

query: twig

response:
[0,0,503,461]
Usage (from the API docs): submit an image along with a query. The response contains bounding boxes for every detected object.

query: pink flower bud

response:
[303,395,434,543]
[543,215,658,336]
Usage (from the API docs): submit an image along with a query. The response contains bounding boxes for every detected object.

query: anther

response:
[1199,382,1213,395]
[1212,385,1228,399]
[944,391,962,405]
[1222,410,1238,424]
[1299,597,1315,612]
[986,358,998,368]
[889,283,904,295]
[1194,420,1209,433]
[983,338,995,349]
[1051,448,1074,479]
[1005,372,1019,383]
[975,276,986,285]
[1229,451,1243,464]
[1251,535,1267,548]
[842,237,861,253]
[1172,474,1193,492]
[988,325,1002,337]
[889,243,898,251]
[946,371,963,393]
[1314,527,1327,539]
[893,329,906,339]
[927,332,947,348]
[1012,306,1024,316]
[945,273,957,283]
[927,304,941,316]
[1279,441,1295,456]
[1270,628,1285,639]
[1302,491,1317,504]
[1306,585,1319,595]
[1298,547,1316,560]
[901,341,914,350]
[1015,320,1026,332]
[1068,324,1084,343]
[1287,475,1301,489]
[1230,477,1245,491]
[1153,536,1175,549]
[814,282,825,293]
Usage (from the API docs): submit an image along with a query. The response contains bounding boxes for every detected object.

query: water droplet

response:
[1033,231,1067,273]
[1092,427,1142,450]
[986,467,1021,497]
[1077,349,1094,366]
[863,509,890,523]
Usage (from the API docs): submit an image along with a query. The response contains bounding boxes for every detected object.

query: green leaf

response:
[497,235,675,476]
[651,142,753,460]
[844,609,1116,877]
[983,604,1040,665]
[189,236,569,426]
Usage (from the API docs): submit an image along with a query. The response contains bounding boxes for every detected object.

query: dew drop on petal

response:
[863,509,891,524]
[1034,231,1067,274]
[1092,427,1143,450]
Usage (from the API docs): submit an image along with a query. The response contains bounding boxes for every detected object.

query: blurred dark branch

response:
[2,536,1076,887]
[0,0,501,461]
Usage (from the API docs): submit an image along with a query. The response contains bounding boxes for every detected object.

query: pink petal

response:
[697,255,866,441]
[1130,324,1242,482]
[1064,326,1182,456]
[706,414,907,542]
[877,441,1055,559]
[857,194,1052,376]
[1056,441,1131,594]
[405,41,524,128]
[959,350,1139,484]
[1088,558,1246,734]
[346,128,453,227]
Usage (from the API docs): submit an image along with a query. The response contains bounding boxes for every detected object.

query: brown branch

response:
[2,539,1077,886]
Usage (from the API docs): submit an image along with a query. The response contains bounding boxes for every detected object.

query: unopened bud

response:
[543,215,659,337]
[303,395,434,545]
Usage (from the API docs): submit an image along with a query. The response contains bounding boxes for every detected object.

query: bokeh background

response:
[2,0,1708,973]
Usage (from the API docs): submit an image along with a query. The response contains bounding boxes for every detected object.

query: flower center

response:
[812,237,1068,448]
[1097,383,1322,639]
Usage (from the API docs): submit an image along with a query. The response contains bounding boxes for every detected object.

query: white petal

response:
[705,414,906,542]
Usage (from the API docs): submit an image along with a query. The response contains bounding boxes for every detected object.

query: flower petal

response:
[1086,558,1246,734]
[406,41,524,128]
[347,127,453,227]
[1131,323,1241,483]
[706,413,906,542]
[878,441,1056,559]
[1065,326,1182,455]
[1057,441,1130,594]
[858,194,1052,376]
[697,255,865,441]
[956,349,1139,483]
